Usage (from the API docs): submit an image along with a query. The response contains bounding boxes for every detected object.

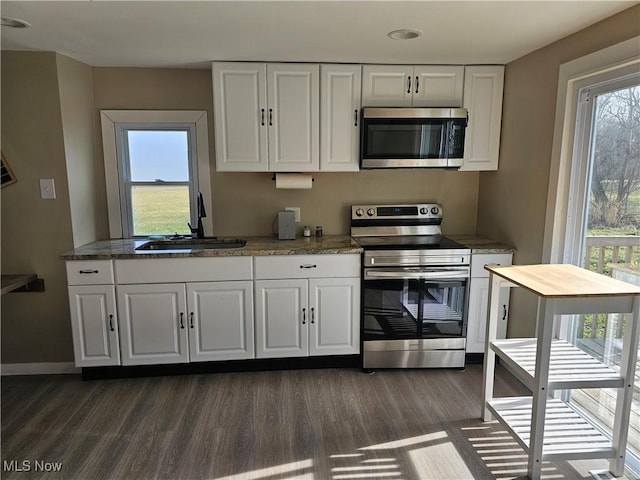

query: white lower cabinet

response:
[466,253,513,354]
[117,281,254,366]
[68,285,120,367]
[254,255,361,359]
[255,279,308,358]
[66,260,120,367]
[187,281,254,362]
[117,283,190,366]
[66,254,357,368]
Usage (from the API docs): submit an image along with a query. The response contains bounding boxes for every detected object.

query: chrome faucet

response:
[188,192,207,239]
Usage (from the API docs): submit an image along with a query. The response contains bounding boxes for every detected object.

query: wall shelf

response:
[1,274,44,295]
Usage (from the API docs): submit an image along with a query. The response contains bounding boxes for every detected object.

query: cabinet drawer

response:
[254,254,360,279]
[66,260,114,285]
[115,257,253,284]
[471,253,513,278]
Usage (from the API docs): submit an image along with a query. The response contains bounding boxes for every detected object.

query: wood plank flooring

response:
[1,365,634,479]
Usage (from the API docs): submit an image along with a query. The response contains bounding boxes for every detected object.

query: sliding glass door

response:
[564,73,640,472]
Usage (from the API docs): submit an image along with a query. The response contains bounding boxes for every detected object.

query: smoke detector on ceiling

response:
[1,17,30,28]
[387,28,422,40]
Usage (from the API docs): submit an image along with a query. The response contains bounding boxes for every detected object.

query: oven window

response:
[363,119,446,159]
[363,278,467,340]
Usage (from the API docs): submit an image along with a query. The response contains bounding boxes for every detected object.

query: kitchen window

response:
[100,111,212,238]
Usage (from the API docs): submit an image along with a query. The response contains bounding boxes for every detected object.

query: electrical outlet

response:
[285,207,301,223]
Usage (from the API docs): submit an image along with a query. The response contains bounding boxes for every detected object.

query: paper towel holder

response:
[271,174,315,182]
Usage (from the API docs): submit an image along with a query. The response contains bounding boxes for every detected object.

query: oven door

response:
[362,267,469,341]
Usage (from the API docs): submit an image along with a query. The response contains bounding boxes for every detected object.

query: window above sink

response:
[100,110,213,239]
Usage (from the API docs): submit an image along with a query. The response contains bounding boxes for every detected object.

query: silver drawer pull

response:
[79,269,99,274]
[300,264,317,269]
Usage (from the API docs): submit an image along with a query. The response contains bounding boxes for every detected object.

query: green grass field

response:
[131,186,191,236]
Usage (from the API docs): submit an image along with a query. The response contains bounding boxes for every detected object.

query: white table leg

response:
[609,295,640,476]
[481,273,503,421]
[527,297,554,480]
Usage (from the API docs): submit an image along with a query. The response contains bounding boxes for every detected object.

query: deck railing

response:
[580,236,640,339]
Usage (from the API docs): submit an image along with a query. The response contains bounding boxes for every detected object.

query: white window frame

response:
[101,110,212,239]
[542,37,640,477]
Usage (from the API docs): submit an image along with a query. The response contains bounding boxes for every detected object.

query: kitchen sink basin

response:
[136,238,247,251]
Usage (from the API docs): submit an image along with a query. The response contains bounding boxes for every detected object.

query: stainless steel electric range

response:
[351,203,471,369]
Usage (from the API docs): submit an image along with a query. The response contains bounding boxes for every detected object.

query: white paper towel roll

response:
[275,173,313,189]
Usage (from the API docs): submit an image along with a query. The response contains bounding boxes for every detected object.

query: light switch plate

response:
[39,178,56,199]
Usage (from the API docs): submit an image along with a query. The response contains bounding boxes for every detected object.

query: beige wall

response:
[57,54,101,247]
[92,67,480,238]
[1,52,75,363]
[477,5,640,338]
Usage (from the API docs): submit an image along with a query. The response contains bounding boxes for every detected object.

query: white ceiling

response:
[1,1,637,69]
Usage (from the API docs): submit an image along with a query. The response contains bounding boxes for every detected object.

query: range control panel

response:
[351,204,442,220]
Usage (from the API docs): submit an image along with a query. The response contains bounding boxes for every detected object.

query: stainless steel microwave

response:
[360,107,468,169]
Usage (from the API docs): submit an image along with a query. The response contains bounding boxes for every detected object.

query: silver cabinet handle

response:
[180,312,185,329]
[302,308,306,325]
[407,76,412,94]
[108,314,115,332]
[415,76,419,94]
[299,264,317,269]
[190,312,194,329]
[79,269,99,274]
[311,307,315,324]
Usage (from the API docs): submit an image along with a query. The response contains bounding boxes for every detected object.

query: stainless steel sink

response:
[136,238,247,251]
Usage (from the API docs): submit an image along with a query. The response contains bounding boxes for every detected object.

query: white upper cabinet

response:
[212,62,319,172]
[362,65,414,106]
[460,65,505,171]
[320,64,362,171]
[213,62,268,172]
[267,63,319,172]
[362,65,464,107]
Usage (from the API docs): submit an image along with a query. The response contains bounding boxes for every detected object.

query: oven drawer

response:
[254,254,360,279]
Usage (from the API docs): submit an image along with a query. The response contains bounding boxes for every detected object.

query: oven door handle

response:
[365,269,469,280]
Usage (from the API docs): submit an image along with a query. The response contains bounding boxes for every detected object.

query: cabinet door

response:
[117,283,189,365]
[466,278,510,354]
[362,65,413,107]
[68,285,120,367]
[413,66,464,107]
[320,64,361,171]
[187,281,254,362]
[309,278,360,356]
[212,62,268,172]
[255,279,308,358]
[460,65,504,171]
[267,63,319,171]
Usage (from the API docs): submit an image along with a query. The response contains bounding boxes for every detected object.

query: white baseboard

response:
[1,362,80,376]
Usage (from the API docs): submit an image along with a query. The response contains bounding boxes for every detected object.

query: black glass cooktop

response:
[353,235,468,250]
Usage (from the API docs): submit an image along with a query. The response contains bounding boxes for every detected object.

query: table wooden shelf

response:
[481,264,640,480]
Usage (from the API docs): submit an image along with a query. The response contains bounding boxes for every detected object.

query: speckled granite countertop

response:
[61,235,363,260]
[448,234,515,254]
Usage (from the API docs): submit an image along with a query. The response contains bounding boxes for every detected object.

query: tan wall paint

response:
[477,5,640,338]
[57,54,101,247]
[92,67,480,237]
[1,52,75,363]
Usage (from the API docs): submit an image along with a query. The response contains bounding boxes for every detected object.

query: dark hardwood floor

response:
[1,365,633,479]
